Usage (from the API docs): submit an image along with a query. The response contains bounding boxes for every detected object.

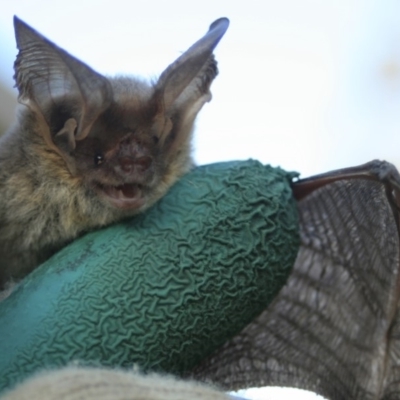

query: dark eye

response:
[94,153,104,166]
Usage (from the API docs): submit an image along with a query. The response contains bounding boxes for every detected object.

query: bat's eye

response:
[94,153,104,166]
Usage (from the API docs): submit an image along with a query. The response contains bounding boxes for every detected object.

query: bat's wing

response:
[192,160,400,400]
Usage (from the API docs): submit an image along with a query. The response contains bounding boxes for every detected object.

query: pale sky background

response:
[1,0,400,398]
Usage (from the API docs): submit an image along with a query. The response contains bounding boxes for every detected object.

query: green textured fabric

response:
[0,160,299,393]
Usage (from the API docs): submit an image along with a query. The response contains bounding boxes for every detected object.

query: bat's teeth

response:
[95,182,144,209]
[116,183,140,198]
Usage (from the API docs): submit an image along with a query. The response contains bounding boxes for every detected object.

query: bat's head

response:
[12,17,229,212]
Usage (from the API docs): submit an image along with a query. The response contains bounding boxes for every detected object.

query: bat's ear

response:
[153,18,229,148]
[13,16,113,154]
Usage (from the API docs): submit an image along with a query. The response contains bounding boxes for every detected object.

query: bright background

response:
[1,0,400,398]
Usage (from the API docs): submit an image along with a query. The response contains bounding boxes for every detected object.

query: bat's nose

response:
[117,156,153,174]
[116,134,154,177]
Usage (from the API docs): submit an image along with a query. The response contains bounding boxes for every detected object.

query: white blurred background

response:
[1,0,400,398]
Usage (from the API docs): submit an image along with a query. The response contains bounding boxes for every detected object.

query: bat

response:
[191,160,400,400]
[3,15,399,400]
[0,17,229,290]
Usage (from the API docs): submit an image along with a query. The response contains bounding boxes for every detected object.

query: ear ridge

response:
[155,18,229,111]
[13,16,113,143]
[173,54,218,111]
[152,18,228,155]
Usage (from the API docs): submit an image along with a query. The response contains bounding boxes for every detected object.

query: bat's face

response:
[73,105,160,210]
[13,17,229,212]
[70,85,176,211]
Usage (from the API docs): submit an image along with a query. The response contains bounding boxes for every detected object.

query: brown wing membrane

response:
[191,160,400,400]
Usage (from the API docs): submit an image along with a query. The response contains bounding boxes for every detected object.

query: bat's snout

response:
[113,134,154,178]
[117,155,153,174]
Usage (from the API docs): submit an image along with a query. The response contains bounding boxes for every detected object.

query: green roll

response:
[0,160,299,393]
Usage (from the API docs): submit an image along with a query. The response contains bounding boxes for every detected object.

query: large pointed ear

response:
[152,18,229,146]
[13,16,113,153]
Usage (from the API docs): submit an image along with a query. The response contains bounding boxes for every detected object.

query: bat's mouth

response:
[96,183,145,210]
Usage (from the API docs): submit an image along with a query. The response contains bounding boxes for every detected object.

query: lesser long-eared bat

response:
[0,17,229,289]
[3,14,400,400]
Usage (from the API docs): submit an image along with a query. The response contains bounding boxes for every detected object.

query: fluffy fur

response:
[0,366,231,400]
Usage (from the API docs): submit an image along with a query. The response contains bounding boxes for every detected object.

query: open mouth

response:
[96,183,145,210]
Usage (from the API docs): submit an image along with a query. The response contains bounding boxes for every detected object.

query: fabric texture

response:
[0,160,299,394]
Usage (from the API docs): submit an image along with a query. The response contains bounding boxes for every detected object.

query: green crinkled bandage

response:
[0,160,299,393]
